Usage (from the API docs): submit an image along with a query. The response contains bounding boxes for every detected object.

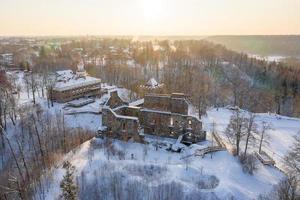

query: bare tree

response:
[183,151,192,171]
[285,133,300,177]
[239,153,258,175]
[143,145,148,161]
[0,125,25,193]
[24,72,38,104]
[225,109,247,156]
[259,174,300,200]
[259,121,272,154]
[276,175,299,200]
[243,113,258,156]
[45,71,56,108]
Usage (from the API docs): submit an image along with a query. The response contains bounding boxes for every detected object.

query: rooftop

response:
[53,69,101,92]
[140,78,164,89]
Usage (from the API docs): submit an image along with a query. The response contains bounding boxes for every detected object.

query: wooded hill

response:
[206,35,300,57]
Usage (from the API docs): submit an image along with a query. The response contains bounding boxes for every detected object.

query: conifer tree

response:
[60,161,78,200]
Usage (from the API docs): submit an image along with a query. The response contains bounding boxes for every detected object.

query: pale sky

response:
[0,0,300,36]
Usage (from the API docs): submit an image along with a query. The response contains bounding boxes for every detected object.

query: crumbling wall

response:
[143,93,188,115]
[170,98,188,115]
[139,110,205,141]
[106,91,127,109]
[102,107,139,139]
[143,94,170,112]
[115,106,140,118]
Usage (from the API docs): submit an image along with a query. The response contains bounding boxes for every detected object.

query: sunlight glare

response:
[141,0,163,22]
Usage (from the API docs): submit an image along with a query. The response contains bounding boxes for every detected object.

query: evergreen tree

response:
[60,161,78,200]
[39,46,47,58]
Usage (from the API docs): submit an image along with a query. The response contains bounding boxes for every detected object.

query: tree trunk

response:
[259,131,264,154]
[244,131,250,156]
[32,88,36,104]
[16,138,30,182]
[33,116,46,168]
[236,124,242,156]
[1,126,25,185]
[236,134,240,156]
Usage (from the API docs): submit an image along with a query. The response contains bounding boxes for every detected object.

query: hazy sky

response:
[0,0,300,36]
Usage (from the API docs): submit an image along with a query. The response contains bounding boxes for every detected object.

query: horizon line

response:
[1,34,300,38]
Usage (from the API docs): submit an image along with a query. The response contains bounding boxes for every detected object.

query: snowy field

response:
[41,137,284,200]
[203,108,300,171]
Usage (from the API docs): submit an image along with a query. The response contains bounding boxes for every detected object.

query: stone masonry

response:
[101,93,206,144]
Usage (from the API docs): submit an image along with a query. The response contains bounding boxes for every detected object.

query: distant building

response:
[139,78,165,97]
[0,53,14,66]
[102,93,206,144]
[51,61,101,103]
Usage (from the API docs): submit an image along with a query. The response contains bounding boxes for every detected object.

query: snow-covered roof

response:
[101,84,117,91]
[53,70,101,92]
[104,106,139,121]
[152,44,164,51]
[140,108,171,115]
[147,78,159,87]
[97,125,107,132]
[56,70,73,76]
[129,98,144,107]
[0,53,13,56]
[140,78,164,89]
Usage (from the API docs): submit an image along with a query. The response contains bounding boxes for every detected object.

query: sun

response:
[141,0,163,21]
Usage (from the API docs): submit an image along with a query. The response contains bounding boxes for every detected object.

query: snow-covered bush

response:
[257,175,299,200]
[196,175,220,189]
[90,138,105,149]
[125,164,167,181]
[239,153,258,175]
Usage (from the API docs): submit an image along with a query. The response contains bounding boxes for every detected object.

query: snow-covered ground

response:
[9,71,134,132]
[247,54,287,62]
[41,137,284,200]
[203,107,300,171]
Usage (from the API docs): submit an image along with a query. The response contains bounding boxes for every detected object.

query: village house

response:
[51,61,101,103]
[0,53,14,69]
[101,92,206,144]
[138,77,165,97]
[0,53,13,66]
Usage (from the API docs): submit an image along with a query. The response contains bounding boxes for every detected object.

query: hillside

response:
[40,104,300,200]
[41,137,284,200]
[206,35,300,57]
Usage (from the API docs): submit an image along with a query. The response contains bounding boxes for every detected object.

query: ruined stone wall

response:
[139,110,172,137]
[102,107,139,138]
[170,98,188,115]
[139,110,205,141]
[106,91,127,109]
[143,95,170,112]
[143,94,188,115]
[102,92,205,143]
[115,106,140,118]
